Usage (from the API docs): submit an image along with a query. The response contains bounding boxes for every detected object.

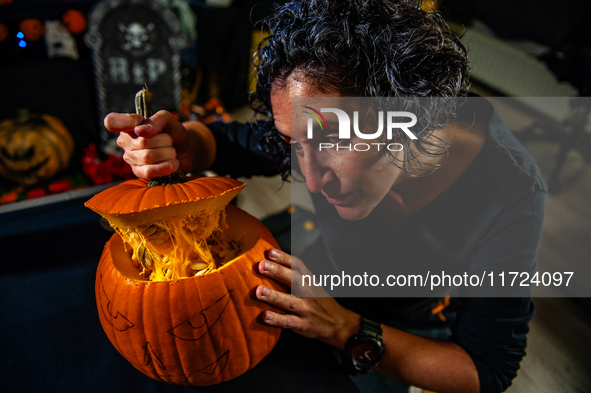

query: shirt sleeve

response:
[206,120,282,178]
[452,297,534,393]
[452,188,546,393]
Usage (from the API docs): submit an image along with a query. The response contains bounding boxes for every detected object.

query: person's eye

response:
[325,134,342,144]
[291,142,303,153]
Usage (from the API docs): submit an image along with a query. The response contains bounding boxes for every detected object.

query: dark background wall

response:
[0,0,284,161]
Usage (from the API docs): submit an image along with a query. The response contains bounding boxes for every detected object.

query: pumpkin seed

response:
[219,249,236,261]
[142,225,158,237]
[136,243,154,271]
[143,250,153,270]
[191,262,209,271]
[195,267,209,276]
[136,243,145,261]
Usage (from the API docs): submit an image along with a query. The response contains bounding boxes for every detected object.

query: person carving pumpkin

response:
[104,1,546,392]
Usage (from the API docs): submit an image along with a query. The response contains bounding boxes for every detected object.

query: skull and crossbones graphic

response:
[119,22,155,54]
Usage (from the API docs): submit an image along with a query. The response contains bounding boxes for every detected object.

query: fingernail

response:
[173,159,179,169]
[261,286,270,296]
[262,260,271,272]
[268,249,280,259]
[264,311,274,321]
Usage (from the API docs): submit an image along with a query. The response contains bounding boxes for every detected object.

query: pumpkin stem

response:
[135,87,188,187]
[147,171,189,187]
[135,86,154,119]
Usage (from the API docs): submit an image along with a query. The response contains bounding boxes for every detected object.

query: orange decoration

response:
[19,18,45,41]
[85,177,285,386]
[62,9,87,35]
[0,23,8,43]
[0,189,20,205]
[431,295,451,322]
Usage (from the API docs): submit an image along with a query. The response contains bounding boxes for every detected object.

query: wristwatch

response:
[341,317,385,375]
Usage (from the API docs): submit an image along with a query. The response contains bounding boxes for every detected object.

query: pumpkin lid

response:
[85,176,245,223]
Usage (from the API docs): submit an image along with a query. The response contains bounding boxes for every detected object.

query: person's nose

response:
[299,151,335,193]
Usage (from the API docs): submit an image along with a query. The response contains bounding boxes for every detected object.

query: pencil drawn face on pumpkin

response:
[271,78,405,221]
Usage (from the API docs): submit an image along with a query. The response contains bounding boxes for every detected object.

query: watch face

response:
[351,340,379,367]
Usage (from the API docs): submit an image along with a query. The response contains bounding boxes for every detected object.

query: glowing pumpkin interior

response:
[111,203,262,281]
[85,177,247,282]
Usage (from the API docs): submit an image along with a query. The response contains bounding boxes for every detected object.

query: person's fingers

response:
[256,285,308,330]
[104,113,144,133]
[258,259,293,286]
[133,110,180,139]
[256,285,300,309]
[266,248,293,267]
[267,248,313,277]
[261,310,306,331]
[122,146,177,166]
[131,159,180,180]
[106,110,186,181]
[118,132,173,152]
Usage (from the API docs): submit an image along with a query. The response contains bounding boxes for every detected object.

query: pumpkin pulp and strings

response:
[103,202,243,281]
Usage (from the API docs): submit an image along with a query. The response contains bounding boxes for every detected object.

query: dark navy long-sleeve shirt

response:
[206,97,546,393]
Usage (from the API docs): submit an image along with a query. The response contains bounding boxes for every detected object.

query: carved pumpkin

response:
[85,176,284,386]
[0,109,74,186]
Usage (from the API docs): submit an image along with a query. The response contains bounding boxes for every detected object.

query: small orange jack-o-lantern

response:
[85,176,285,386]
[19,18,45,41]
[0,109,74,186]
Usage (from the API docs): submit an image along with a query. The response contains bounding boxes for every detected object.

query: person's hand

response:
[104,110,195,180]
[255,248,360,350]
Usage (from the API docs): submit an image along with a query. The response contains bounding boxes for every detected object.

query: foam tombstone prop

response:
[85,88,283,386]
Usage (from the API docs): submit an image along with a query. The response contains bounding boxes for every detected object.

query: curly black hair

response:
[252,0,470,179]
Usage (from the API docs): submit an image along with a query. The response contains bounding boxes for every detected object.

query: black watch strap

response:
[360,317,382,339]
[341,317,384,375]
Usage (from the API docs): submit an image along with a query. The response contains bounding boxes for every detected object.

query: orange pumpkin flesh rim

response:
[85,176,246,225]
